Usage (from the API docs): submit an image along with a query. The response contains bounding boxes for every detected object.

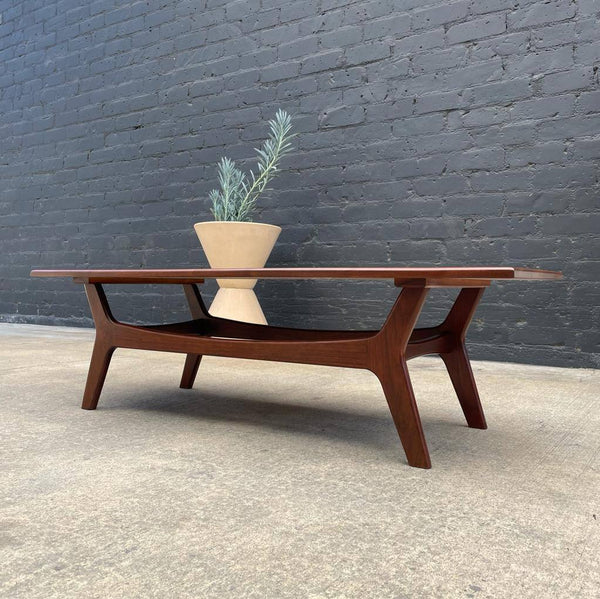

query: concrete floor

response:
[1,323,599,599]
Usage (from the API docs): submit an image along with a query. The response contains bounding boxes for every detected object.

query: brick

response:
[259,61,300,82]
[470,31,529,59]
[300,50,343,74]
[463,78,532,107]
[390,198,443,218]
[240,48,277,69]
[508,1,576,29]
[470,0,514,15]
[414,91,467,114]
[365,99,413,122]
[343,81,389,105]
[509,95,575,120]
[324,67,366,89]
[319,27,362,49]
[460,107,509,128]
[470,170,533,192]
[411,131,473,155]
[363,14,410,40]
[319,105,365,128]
[224,68,260,90]
[466,216,537,237]
[413,174,469,195]
[506,238,563,260]
[278,37,318,61]
[393,114,445,136]
[225,0,261,21]
[506,142,566,167]
[366,57,410,81]
[343,161,390,182]
[576,41,600,63]
[392,156,445,178]
[572,140,600,161]
[531,21,577,49]
[446,148,505,171]
[444,194,503,216]
[411,46,468,75]
[504,46,573,77]
[578,91,600,114]
[412,1,470,30]
[541,214,600,235]
[393,29,445,55]
[276,76,318,100]
[532,164,596,189]
[537,116,600,140]
[345,41,391,66]
[446,14,506,45]
[279,2,317,22]
[298,12,344,36]
[578,0,600,14]
[239,8,279,33]
[407,217,464,239]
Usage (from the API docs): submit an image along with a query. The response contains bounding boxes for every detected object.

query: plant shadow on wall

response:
[193,110,295,325]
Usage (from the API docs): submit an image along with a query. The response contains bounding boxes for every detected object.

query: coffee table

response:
[31,267,561,468]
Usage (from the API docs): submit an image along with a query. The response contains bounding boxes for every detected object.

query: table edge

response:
[30,267,563,282]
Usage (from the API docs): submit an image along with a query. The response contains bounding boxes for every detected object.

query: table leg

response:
[180,354,202,389]
[82,283,116,410]
[378,361,431,468]
[179,284,208,389]
[371,286,431,469]
[441,346,486,429]
[439,288,487,429]
[82,342,114,410]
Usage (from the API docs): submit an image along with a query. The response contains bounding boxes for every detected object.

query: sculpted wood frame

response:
[31,267,561,469]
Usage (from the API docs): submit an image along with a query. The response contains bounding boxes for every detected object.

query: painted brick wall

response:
[1,0,598,367]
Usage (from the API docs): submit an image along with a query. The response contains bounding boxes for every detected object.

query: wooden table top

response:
[30,267,562,284]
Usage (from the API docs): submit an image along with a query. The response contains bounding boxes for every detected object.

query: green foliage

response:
[208,109,295,222]
[208,158,247,221]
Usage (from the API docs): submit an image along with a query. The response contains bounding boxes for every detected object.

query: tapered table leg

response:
[373,285,431,468]
[179,284,209,390]
[180,354,202,389]
[82,342,114,410]
[440,287,487,429]
[82,283,116,410]
[378,361,431,469]
[441,345,487,429]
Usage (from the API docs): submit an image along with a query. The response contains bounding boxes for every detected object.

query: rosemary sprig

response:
[208,110,295,222]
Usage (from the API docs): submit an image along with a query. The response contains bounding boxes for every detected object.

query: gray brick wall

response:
[1,0,598,368]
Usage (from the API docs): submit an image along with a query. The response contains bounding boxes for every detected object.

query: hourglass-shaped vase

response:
[194,221,281,325]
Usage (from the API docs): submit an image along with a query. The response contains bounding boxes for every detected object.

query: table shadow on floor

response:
[104,387,493,463]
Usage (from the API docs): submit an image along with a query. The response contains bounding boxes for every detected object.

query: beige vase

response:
[194,221,281,325]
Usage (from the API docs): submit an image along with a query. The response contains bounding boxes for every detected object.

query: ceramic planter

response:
[194,221,281,324]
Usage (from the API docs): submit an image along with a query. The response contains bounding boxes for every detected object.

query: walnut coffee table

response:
[31,267,561,468]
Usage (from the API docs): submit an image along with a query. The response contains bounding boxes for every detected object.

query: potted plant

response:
[195,109,295,325]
